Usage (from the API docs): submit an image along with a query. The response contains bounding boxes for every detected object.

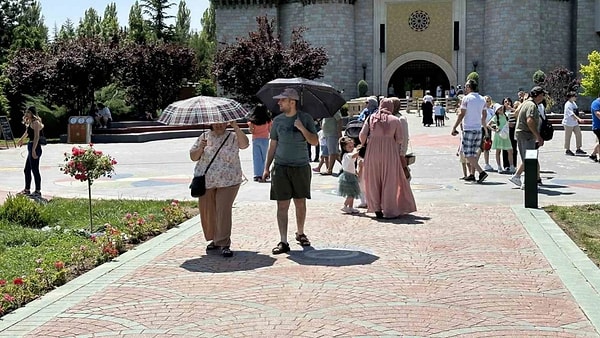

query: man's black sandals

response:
[295,233,311,246]
[272,242,290,254]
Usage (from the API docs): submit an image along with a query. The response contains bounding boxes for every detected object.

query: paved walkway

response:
[1,112,599,337]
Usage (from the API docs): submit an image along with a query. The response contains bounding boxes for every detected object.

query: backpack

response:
[540,115,554,141]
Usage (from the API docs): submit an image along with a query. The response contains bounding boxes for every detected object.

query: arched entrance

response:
[383,52,457,98]
[388,61,449,97]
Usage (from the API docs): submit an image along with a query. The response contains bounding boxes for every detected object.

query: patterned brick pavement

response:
[8,202,597,337]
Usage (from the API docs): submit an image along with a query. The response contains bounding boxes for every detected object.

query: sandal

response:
[295,233,311,246]
[272,242,290,254]
[206,242,218,250]
[221,247,233,257]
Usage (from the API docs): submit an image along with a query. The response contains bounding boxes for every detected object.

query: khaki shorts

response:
[270,164,311,200]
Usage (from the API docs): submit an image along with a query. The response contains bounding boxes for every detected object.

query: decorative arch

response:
[383,52,457,89]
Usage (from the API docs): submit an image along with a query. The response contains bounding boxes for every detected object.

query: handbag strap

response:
[203,132,231,175]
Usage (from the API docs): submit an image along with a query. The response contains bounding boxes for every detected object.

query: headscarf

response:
[390,97,402,115]
[366,97,378,112]
[370,98,395,132]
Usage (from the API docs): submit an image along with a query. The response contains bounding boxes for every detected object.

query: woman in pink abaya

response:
[359,98,416,219]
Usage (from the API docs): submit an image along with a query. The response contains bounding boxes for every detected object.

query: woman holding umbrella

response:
[190,120,249,257]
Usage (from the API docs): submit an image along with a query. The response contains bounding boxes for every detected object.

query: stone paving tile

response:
[18,202,598,337]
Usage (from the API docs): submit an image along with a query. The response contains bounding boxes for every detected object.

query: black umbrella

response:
[256,77,346,119]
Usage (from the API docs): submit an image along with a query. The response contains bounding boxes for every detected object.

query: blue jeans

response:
[25,142,42,191]
[252,138,269,177]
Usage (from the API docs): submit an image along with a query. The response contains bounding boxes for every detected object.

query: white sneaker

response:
[508,175,522,187]
[341,206,353,214]
[349,207,360,214]
[484,164,494,171]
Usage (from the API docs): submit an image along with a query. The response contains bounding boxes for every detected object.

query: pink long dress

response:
[359,112,416,218]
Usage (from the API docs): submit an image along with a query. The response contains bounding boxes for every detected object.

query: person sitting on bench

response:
[95,102,112,129]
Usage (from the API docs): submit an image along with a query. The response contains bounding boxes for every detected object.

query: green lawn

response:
[545,204,600,267]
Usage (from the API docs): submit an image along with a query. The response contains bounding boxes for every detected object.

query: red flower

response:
[0,279,6,286]
[54,261,65,270]
[13,277,23,285]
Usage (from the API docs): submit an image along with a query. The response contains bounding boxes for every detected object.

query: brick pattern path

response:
[25,203,598,337]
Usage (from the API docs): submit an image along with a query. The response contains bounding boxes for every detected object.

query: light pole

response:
[362,63,367,81]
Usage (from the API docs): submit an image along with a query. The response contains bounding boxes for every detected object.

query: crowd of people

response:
[188,81,600,258]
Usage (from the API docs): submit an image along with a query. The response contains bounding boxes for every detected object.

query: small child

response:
[338,137,361,214]
[434,101,445,127]
[312,130,329,173]
[356,144,367,208]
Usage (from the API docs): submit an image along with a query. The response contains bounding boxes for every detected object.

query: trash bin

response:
[67,116,93,144]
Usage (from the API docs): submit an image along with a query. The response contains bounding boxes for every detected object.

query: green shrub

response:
[467,72,479,83]
[357,80,368,97]
[533,70,546,85]
[95,83,132,119]
[0,195,49,229]
[195,78,217,96]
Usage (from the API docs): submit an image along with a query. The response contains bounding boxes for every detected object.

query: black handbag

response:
[190,133,231,197]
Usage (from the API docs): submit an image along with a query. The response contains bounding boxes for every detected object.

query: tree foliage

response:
[541,66,579,112]
[58,18,76,41]
[77,8,101,38]
[213,15,328,104]
[174,0,190,44]
[115,42,196,115]
[532,70,545,85]
[580,50,600,98]
[127,1,147,44]
[141,0,175,42]
[100,3,120,42]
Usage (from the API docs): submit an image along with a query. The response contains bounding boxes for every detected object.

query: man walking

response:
[508,86,547,187]
[451,79,488,183]
[263,88,318,254]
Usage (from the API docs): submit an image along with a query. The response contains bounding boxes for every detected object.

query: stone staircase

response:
[60,120,249,144]
[546,113,593,131]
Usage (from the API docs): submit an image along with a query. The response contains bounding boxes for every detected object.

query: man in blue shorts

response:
[263,88,318,254]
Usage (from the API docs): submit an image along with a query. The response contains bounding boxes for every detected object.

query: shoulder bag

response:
[540,115,554,141]
[190,133,231,197]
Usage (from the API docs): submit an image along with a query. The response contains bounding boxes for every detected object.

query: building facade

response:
[212,0,600,103]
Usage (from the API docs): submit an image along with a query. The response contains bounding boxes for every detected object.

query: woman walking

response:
[359,98,416,219]
[16,106,45,198]
[247,104,272,181]
[189,120,249,257]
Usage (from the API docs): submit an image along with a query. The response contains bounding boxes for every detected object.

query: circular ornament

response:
[69,117,78,124]
[85,116,94,124]
[77,117,86,124]
[408,10,430,32]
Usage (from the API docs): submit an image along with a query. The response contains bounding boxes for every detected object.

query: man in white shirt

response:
[451,79,488,183]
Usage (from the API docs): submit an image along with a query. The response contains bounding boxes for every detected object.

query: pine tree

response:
[77,8,101,38]
[127,1,147,44]
[101,2,120,42]
[141,0,175,42]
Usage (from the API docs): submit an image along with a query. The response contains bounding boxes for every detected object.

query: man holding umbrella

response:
[262,88,319,254]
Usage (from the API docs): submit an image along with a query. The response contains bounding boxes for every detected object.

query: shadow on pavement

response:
[180,251,276,273]
[286,247,379,267]
[538,188,575,196]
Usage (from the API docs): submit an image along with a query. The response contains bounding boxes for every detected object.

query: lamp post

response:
[362,63,367,80]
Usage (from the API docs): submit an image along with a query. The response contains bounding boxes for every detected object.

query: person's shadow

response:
[286,246,379,267]
[180,251,276,273]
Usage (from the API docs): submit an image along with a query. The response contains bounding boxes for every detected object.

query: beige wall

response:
[386,1,454,68]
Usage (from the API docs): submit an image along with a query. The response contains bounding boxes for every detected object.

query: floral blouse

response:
[191,131,243,189]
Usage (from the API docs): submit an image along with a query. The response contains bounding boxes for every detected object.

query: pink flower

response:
[0,280,6,286]
[35,268,44,274]
[13,278,23,285]
[90,234,97,242]
[3,294,15,303]
[125,213,132,220]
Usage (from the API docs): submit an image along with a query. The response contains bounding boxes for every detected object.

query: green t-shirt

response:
[515,100,540,134]
[321,111,342,137]
[270,111,317,166]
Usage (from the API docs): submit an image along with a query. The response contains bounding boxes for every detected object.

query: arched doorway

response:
[388,60,449,98]
[382,52,457,98]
